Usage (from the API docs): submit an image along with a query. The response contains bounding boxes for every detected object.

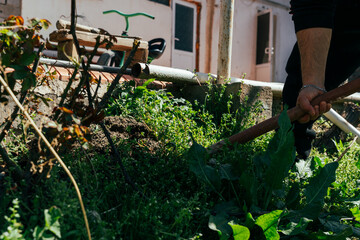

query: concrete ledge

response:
[169,82,273,119]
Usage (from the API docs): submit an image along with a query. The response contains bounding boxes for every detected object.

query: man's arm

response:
[289,0,336,123]
[296,28,332,123]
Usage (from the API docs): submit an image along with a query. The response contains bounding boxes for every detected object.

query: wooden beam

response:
[49,30,148,64]
[49,30,148,51]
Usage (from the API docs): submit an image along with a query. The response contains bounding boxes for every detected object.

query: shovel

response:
[208,77,360,153]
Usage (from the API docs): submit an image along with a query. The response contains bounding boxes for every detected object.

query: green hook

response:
[103,10,155,34]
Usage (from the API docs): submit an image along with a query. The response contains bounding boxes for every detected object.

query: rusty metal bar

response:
[205,0,216,73]
[208,77,360,153]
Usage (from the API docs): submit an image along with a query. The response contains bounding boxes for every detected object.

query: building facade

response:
[0,0,296,82]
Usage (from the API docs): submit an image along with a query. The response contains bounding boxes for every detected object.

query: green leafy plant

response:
[32,207,62,240]
[187,108,360,239]
[0,199,25,240]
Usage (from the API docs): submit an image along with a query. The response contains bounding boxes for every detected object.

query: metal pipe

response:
[217,0,235,84]
[131,63,214,84]
[131,63,360,102]
[324,109,360,144]
[39,58,132,75]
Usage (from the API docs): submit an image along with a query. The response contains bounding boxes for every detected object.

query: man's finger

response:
[298,98,315,117]
[298,114,311,124]
[310,105,320,121]
[319,101,328,114]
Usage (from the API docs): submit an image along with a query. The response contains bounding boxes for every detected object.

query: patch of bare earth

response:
[88,116,161,154]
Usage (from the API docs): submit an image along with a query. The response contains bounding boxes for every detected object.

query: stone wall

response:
[168,82,274,120]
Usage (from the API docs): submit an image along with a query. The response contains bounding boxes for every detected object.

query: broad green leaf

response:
[263,108,295,190]
[239,171,258,206]
[351,207,360,221]
[279,217,312,236]
[44,207,62,238]
[230,224,250,240]
[1,53,11,66]
[244,212,255,229]
[209,201,242,239]
[188,140,221,191]
[19,52,36,66]
[220,163,239,181]
[302,162,338,219]
[319,216,352,235]
[250,224,267,240]
[208,213,232,239]
[255,210,283,240]
[12,67,29,80]
[285,182,300,209]
[292,162,338,220]
[21,75,36,92]
[40,231,57,240]
[309,227,353,240]
[33,226,44,240]
[352,227,360,237]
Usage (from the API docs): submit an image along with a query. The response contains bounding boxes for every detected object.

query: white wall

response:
[21,0,173,67]
[21,0,296,82]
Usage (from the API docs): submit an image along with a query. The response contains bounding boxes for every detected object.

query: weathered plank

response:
[49,29,148,64]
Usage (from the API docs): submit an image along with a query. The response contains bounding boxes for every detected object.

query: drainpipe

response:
[323,109,360,144]
[205,0,216,73]
[132,63,214,84]
[217,0,235,84]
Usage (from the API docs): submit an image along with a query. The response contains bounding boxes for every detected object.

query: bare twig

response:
[0,73,92,240]
[68,30,104,109]
[335,136,358,162]
[99,122,146,199]
[55,68,79,118]
[92,75,102,106]
[69,1,104,109]
[81,40,139,125]
[96,40,140,112]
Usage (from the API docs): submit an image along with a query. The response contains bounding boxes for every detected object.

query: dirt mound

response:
[88,116,160,154]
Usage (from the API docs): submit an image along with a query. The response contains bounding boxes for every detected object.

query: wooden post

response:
[57,40,78,61]
[217,0,235,84]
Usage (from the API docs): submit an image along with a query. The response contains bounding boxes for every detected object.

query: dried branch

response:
[99,122,146,199]
[0,72,92,240]
[335,136,358,162]
[81,40,139,125]
[96,40,140,112]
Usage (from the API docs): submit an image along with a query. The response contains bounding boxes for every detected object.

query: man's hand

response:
[296,86,331,123]
[295,27,332,123]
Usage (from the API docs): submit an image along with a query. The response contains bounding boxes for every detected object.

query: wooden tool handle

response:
[208,77,360,153]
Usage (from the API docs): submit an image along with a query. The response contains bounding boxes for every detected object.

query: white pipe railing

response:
[324,109,360,144]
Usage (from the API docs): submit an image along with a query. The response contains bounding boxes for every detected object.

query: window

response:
[0,0,7,5]
[149,0,170,6]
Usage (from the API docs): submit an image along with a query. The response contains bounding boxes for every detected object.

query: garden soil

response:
[87,116,161,154]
